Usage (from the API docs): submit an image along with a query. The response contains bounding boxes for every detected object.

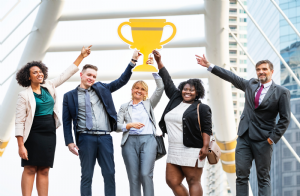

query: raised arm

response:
[50,45,92,88]
[196,54,248,91]
[152,50,179,99]
[108,50,141,93]
[270,90,291,144]
[149,73,164,109]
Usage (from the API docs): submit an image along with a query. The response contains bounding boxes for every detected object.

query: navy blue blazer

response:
[63,63,134,146]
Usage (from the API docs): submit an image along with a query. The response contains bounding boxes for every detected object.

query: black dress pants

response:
[236,131,273,196]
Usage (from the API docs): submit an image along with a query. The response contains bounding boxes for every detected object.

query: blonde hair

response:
[131,81,148,101]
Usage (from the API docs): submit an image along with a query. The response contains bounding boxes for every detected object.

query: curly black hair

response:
[178,79,205,100]
[16,61,48,87]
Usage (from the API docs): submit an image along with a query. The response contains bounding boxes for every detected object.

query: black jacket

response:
[211,65,290,144]
[158,67,212,148]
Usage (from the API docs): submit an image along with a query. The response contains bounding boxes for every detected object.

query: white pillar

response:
[204,0,237,195]
[0,0,65,157]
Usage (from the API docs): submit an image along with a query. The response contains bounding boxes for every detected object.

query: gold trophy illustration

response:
[118,19,176,72]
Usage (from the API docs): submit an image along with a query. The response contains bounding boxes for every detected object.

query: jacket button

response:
[184,132,186,134]
[183,118,185,120]
[184,125,186,128]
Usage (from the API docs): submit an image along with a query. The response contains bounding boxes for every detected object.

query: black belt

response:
[79,130,111,135]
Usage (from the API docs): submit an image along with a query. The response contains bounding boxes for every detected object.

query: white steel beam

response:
[47,37,206,52]
[237,0,300,87]
[205,0,237,195]
[59,3,205,21]
[270,0,300,39]
[0,0,65,157]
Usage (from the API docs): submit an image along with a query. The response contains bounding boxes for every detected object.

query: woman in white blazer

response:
[15,46,91,196]
[117,72,164,196]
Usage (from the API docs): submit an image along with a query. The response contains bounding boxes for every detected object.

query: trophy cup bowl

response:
[118,19,176,72]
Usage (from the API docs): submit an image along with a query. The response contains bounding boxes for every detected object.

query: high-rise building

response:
[205,0,247,195]
[247,0,300,196]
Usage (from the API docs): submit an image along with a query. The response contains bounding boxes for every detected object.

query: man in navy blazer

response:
[63,51,141,196]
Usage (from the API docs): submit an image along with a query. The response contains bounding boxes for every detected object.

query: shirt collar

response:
[260,80,272,88]
[77,85,91,92]
[129,100,144,106]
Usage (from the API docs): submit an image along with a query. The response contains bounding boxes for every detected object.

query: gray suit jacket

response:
[117,77,164,146]
[211,65,291,144]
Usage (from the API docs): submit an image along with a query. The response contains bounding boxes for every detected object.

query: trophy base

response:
[133,64,158,72]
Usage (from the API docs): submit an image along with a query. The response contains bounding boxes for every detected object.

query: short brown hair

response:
[82,64,98,72]
[255,60,273,71]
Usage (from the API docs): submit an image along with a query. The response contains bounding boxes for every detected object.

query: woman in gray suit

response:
[117,73,164,196]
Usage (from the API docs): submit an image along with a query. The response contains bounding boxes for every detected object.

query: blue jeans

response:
[78,133,115,196]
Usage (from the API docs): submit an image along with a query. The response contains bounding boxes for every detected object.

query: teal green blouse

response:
[33,87,55,116]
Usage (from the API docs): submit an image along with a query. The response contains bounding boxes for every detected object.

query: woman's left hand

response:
[81,45,92,58]
[199,146,209,161]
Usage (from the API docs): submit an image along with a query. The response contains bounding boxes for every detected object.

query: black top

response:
[158,67,212,148]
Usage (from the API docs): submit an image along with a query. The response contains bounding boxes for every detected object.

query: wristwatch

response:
[131,59,138,62]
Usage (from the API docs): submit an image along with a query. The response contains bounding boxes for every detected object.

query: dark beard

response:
[258,75,269,83]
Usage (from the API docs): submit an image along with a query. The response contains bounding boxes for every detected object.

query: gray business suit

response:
[210,65,290,196]
[117,77,164,196]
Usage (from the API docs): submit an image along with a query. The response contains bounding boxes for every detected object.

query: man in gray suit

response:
[196,55,291,196]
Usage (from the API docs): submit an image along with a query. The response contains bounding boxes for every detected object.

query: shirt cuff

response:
[122,124,128,132]
[269,138,274,144]
[207,64,215,72]
[152,73,161,79]
[130,61,136,67]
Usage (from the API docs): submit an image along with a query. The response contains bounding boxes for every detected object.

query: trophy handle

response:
[160,22,177,45]
[118,22,134,45]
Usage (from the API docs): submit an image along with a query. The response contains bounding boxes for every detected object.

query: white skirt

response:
[166,142,206,168]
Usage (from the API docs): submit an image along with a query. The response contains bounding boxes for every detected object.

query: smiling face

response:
[80,68,97,89]
[29,66,44,84]
[131,81,148,102]
[256,63,274,84]
[182,84,197,104]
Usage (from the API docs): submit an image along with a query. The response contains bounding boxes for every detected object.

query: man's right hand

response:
[68,143,79,156]
[196,54,211,68]
[126,122,145,130]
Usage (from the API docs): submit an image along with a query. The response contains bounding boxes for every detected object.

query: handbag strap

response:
[197,103,202,137]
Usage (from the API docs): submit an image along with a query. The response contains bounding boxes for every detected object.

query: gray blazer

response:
[211,65,291,144]
[117,77,164,146]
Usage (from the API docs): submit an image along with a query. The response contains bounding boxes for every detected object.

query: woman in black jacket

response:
[149,50,212,196]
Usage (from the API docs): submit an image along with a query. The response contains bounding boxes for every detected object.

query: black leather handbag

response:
[155,135,166,160]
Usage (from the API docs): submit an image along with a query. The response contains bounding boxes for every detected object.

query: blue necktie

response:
[85,89,93,130]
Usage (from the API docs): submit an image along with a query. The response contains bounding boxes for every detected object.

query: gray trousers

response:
[236,131,273,196]
[122,134,157,196]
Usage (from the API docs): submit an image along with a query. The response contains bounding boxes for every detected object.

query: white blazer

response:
[15,64,79,143]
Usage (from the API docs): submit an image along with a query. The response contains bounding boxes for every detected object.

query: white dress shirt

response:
[254,80,272,105]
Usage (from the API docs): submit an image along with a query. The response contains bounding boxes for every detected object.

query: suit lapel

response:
[71,89,79,115]
[256,82,276,109]
[27,87,36,118]
[127,102,133,119]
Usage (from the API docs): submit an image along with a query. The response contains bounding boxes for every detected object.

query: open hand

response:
[152,50,161,63]
[81,45,92,58]
[68,143,79,156]
[195,54,210,68]
[19,145,28,160]
[126,122,145,130]
[146,55,154,65]
[199,146,209,161]
[132,50,142,61]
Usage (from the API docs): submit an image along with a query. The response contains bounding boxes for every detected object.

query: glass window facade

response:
[279,0,300,98]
